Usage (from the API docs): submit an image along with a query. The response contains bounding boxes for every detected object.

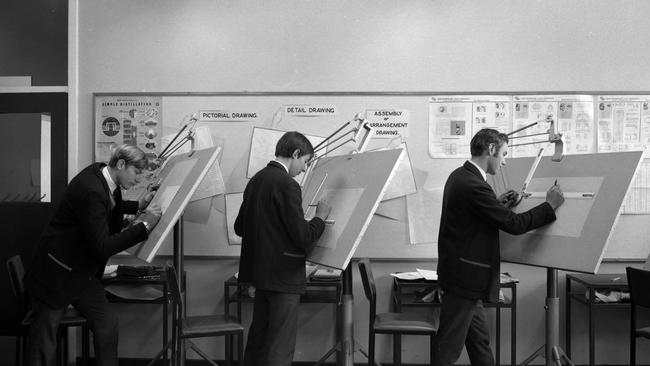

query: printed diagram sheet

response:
[597,95,650,213]
[428,95,511,158]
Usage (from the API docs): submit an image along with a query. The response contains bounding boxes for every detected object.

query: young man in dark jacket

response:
[435,128,565,366]
[235,131,331,366]
[25,144,161,366]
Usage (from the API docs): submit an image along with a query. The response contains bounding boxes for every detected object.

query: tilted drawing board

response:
[127,146,221,262]
[493,151,643,273]
[301,148,404,270]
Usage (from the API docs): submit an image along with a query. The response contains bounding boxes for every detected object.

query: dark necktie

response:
[112,187,121,203]
[110,187,123,233]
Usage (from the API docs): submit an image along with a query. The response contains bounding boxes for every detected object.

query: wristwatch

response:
[141,220,150,232]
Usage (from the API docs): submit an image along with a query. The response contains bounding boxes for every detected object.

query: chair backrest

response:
[626,266,650,309]
[166,266,184,317]
[6,255,27,315]
[357,258,377,313]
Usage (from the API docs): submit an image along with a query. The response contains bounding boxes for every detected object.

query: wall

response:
[68,0,650,364]
[0,0,67,86]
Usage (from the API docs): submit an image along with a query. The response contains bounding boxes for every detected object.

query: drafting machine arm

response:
[153,113,199,169]
[506,114,564,207]
[508,114,563,162]
[300,113,373,186]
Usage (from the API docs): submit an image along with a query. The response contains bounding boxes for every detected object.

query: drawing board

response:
[127,146,221,262]
[495,151,643,273]
[302,148,404,269]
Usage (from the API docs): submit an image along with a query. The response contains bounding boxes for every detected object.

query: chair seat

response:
[22,308,88,328]
[374,312,437,334]
[636,326,650,338]
[181,314,244,338]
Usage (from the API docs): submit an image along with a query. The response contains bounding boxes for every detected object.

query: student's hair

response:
[275,131,314,158]
[470,128,509,157]
[108,144,148,169]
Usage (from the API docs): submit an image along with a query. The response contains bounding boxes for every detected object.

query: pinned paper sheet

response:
[225,193,243,245]
[247,127,325,182]
[382,143,417,201]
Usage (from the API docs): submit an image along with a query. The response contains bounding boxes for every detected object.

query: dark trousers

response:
[26,279,119,366]
[434,291,495,366]
[243,289,300,366]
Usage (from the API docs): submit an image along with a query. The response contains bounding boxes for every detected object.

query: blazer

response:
[25,163,148,308]
[437,161,556,302]
[235,161,325,294]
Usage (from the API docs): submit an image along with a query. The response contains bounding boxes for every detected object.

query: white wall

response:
[72,1,650,364]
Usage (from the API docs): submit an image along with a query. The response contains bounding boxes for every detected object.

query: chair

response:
[626,266,650,366]
[358,258,436,366]
[164,266,244,366]
[6,255,89,366]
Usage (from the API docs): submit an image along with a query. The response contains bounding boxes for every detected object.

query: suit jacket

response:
[25,163,148,308]
[235,161,325,294]
[437,161,556,302]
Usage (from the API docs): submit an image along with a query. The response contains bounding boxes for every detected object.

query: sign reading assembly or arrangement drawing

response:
[365,109,410,138]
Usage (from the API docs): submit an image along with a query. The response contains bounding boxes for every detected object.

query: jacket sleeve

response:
[278,180,325,249]
[468,182,556,235]
[76,190,148,261]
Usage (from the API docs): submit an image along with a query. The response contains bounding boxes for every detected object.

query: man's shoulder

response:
[68,164,106,192]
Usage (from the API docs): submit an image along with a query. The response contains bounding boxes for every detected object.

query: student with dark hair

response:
[236,131,331,366]
[25,144,162,366]
[435,128,565,366]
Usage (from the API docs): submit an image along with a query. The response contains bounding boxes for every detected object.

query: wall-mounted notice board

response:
[94,92,650,260]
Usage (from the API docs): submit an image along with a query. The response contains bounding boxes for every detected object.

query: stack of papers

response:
[390,269,438,281]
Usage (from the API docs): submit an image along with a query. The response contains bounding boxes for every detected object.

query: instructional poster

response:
[597,95,650,213]
[510,95,594,157]
[94,96,163,163]
[428,95,510,158]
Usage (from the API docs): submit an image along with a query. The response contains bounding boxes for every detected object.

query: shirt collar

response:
[102,166,119,193]
[468,160,487,182]
[274,159,289,173]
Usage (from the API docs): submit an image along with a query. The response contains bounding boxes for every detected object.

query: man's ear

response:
[488,143,495,156]
[116,159,126,170]
[292,149,301,159]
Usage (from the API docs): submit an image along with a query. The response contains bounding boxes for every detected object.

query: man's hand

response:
[315,199,332,221]
[498,189,520,209]
[137,203,162,232]
[546,183,565,210]
[138,182,160,210]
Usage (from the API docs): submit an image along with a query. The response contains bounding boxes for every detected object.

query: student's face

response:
[486,142,508,175]
[288,151,312,178]
[115,160,144,189]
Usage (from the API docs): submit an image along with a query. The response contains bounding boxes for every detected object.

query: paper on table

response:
[390,272,423,280]
[416,268,438,280]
